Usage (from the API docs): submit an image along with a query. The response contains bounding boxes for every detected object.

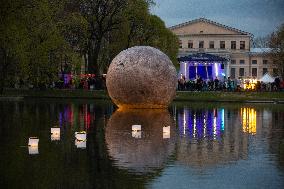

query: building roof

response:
[250,48,272,53]
[169,18,252,36]
[178,53,227,62]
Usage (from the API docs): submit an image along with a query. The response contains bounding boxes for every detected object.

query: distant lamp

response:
[75,131,87,149]
[163,126,171,139]
[51,128,60,141]
[132,125,141,138]
[28,137,39,155]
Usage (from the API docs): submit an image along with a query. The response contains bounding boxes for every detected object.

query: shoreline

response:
[1,89,284,104]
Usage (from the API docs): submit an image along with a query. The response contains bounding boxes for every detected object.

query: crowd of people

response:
[178,75,284,92]
[53,74,106,90]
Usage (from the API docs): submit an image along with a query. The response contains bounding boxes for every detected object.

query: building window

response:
[209,41,214,49]
[231,41,236,49]
[240,60,245,64]
[252,60,257,64]
[231,60,236,64]
[240,41,245,50]
[188,40,193,48]
[199,41,204,48]
[231,68,236,79]
[273,68,278,77]
[252,68,257,77]
[239,68,244,77]
[220,41,225,49]
[263,59,268,64]
[263,68,268,75]
[179,40,182,48]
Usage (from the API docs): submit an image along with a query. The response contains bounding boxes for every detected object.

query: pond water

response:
[0,99,284,189]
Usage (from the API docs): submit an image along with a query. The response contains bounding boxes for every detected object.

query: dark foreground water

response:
[0,99,284,189]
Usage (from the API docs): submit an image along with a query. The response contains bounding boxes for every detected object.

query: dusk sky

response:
[150,0,284,37]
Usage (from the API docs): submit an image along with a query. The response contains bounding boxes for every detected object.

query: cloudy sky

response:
[150,0,284,37]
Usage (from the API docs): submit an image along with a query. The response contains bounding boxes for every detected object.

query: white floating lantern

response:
[51,128,60,141]
[75,139,86,149]
[163,126,171,139]
[75,131,87,141]
[28,146,39,155]
[132,125,141,132]
[132,125,142,138]
[28,137,39,147]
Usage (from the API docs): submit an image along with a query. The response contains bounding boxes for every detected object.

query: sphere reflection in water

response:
[105,109,176,173]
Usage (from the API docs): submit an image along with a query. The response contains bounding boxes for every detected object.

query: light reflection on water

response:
[0,100,284,189]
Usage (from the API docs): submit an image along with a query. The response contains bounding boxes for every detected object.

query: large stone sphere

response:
[106,46,177,109]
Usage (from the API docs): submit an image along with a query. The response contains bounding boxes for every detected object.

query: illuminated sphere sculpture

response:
[106,46,177,109]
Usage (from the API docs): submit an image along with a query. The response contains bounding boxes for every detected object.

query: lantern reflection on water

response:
[241,108,257,135]
[28,146,39,155]
[51,128,60,141]
[75,139,86,149]
[163,126,171,139]
[132,125,142,138]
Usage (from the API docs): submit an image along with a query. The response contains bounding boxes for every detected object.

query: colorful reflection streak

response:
[241,108,257,135]
[177,108,225,140]
[58,104,95,131]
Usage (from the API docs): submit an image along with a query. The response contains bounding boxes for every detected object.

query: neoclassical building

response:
[170,18,276,80]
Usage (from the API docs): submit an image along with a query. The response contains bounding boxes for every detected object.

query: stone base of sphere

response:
[106,46,177,109]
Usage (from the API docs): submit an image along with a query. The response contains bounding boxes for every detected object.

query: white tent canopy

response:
[260,73,275,83]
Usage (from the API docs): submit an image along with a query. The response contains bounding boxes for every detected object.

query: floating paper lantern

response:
[163,126,170,139]
[75,139,86,149]
[28,146,39,155]
[28,137,39,147]
[51,128,60,141]
[75,131,86,141]
[132,125,141,132]
[132,125,141,138]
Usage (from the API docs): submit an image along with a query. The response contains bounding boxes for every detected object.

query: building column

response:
[226,61,230,77]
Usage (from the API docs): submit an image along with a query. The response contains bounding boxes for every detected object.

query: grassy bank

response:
[1,89,284,103]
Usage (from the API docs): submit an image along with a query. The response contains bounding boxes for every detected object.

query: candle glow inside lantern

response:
[163,126,170,139]
[28,137,39,147]
[51,128,60,141]
[132,125,142,138]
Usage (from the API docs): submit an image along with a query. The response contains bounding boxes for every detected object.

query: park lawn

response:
[1,89,284,102]
[175,91,284,102]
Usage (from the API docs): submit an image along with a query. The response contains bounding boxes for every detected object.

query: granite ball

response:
[106,46,177,109]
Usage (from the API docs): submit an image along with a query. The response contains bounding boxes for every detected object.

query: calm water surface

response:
[0,99,284,189]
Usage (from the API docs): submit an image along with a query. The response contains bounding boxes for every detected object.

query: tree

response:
[0,0,29,94]
[79,0,127,75]
[269,24,284,79]
[252,36,270,48]
[0,0,83,92]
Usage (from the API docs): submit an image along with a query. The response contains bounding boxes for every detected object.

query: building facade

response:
[170,18,276,80]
